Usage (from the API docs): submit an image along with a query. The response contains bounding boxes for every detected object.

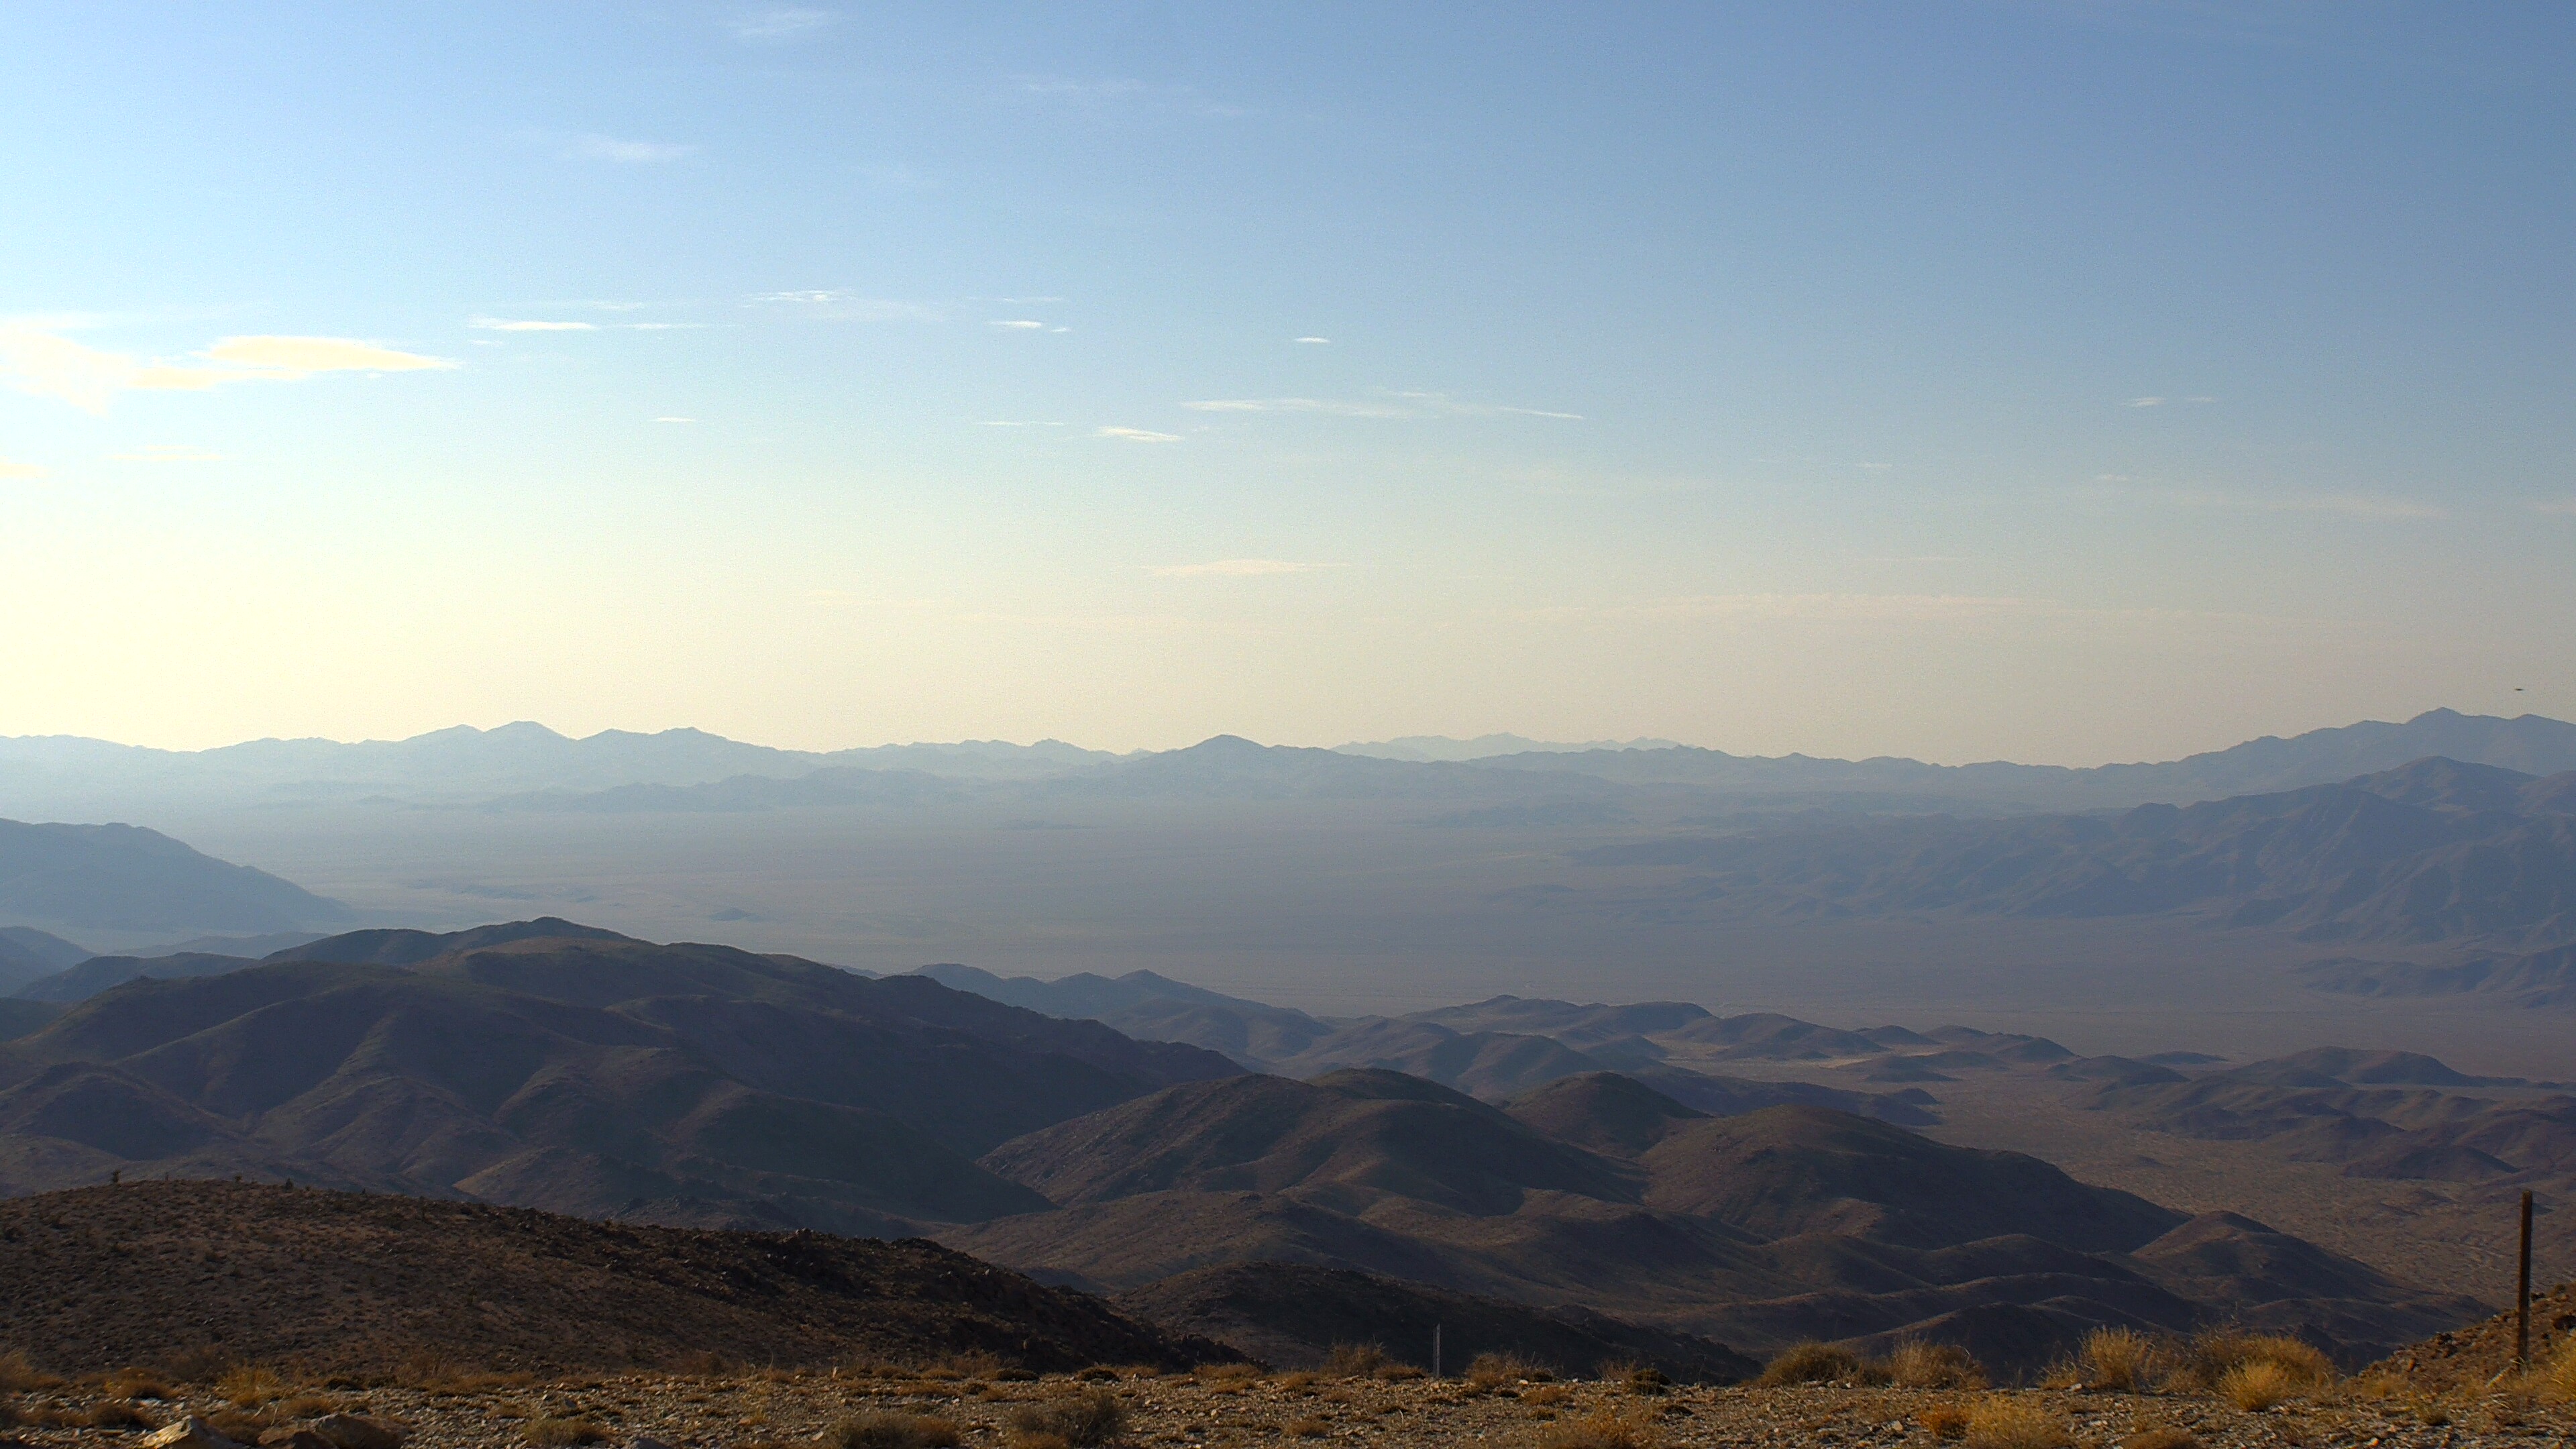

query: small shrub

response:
[1918,1405,1972,1441]
[523,1415,608,1446]
[1604,1362,1667,1396]
[2219,1361,2296,1413]
[1285,1417,1330,1439]
[103,1367,176,1400]
[1197,1363,1263,1386]
[2080,1329,2164,1393]
[1007,1389,1126,1449]
[2541,1339,2576,1402]
[830,1411,963,1449]
[1962,1397,2070,1449]
[1321,1344,1384,1379]
[1532,1407,1660,1449]
[219,1364,288,1407]
[1467,1353,1536,1391]
[1757,1342,1860,1387]
[1884,1341,1984,1391]
[205,1408,273,1442]
[1373,1362,1424,1382]
[0,1349,54,1393]
[1273,1372,1316,1393]
[2118,1429,2197,1449]
[1073,1366,1122,1383]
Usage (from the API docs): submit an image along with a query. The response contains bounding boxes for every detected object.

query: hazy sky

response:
[3,3,2571,764]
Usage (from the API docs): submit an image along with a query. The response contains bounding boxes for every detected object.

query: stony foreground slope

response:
[0,1181,1220,1377]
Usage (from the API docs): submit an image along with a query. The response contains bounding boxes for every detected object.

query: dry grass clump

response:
[101,1366,176,1400]
[1318,1343,1420,1381]
[1523,1384,1575,1407]
[2176,1332,2332,1396]
[1884,1340,1985,1390]
[1284,1417,1331,1438]
[1195,1362,1264,1387]
[0,1350,56,1393]
[2534,1339,2576,1402]
[1466,1353,1552,1391]
[522,1415,609,1446]
[2078,1328,2167,1393]
[2218,1361,2299,1412]
[829,1411,964,1449]
[218,1364,288,1407]
[1758,1342,1864,1387]
[1962,1397,2072,1449]
[2118,1428,2198,1449]
[1918,1405,1972,1441]
[1532,1406,1662,1449]
[1007,1388,1126,1449]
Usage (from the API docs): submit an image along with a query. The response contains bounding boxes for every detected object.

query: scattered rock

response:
[307,1413,407,1449]
[139,1417,245,1449]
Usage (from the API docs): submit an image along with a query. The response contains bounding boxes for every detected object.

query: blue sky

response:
[3,2,2571,762]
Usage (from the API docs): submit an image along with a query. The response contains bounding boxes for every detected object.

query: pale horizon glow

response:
[2,4,2571,763]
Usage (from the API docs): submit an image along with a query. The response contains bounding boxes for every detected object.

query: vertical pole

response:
[1434,1324,1442,1380]
[2518,1189,2535,1370]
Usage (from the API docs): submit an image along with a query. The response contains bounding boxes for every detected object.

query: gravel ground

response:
[7,1367,2574,1449]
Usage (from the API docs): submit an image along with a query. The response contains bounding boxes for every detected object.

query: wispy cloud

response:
[471,317,598,332]
[652,417,696,425]
[566,133,698,164]
[1148,559,1335,578]
[0,325,454,414]
[1182,391,1584,421]
[109,444,227,463]
[2124,395,2216,408]
[733,6,833,39]
[1294,336,1330,345]
[1095,426,1181,443]
[749,290,943,322]
[988,319,1046,330]
[0,457,44,480]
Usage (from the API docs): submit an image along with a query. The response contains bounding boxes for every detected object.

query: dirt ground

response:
[5,1362,2571,1449]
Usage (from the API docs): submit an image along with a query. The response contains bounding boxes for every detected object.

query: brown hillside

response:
[0,1180,1226,1377]
[2375,1279,2576,1391]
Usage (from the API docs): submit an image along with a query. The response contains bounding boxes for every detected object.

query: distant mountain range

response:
[0,817,350,953]
[1547,756,2576,971]
[6,708,2575,815]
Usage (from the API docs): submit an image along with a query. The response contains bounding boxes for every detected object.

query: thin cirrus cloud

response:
[751,290,943,322]
[0,324,455,415]
[2124,396,2216,408]
[1184,392,1584,421]
[1148,559,1336,577]
[733,7,834,40]
[564,133,699,164]
[1293,337,1330,344]
[1095,426,1181,443]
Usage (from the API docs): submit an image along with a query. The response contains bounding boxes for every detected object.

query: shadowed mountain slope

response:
[953,1067,2471,1371]
[0,923,1239,1230]
[0,1179,1225,1378]
[11,950,256,1003]
[1115,1262,1758,1381]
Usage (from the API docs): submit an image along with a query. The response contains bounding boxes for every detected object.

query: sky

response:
[3,2,2573,765]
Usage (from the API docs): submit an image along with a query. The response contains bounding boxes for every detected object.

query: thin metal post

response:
[1433,1323,1443,1379]
[2518,1189,2535,1370]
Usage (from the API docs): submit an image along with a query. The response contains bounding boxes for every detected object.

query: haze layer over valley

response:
[5,708,2575,1074]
